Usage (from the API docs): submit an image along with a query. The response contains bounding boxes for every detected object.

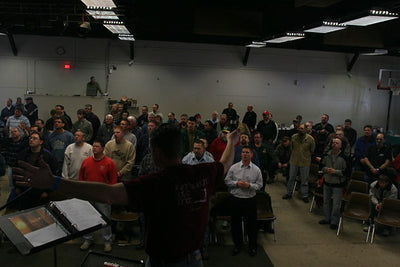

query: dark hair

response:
[93,138,105,147]
[150,123,182,159]
[50,109,57,115]
[241,145,252,152]
[36,119,44,124]
[194,139,205,146]
[345,119,352,124]
[364,125,373,130]
[77,109,86,117]
[55,105,64,110]
[30,131,44,141]
[253,131,263,138]
[15,107,23,112]
[188,116,196,122]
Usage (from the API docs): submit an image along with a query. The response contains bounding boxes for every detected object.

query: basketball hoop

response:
[390,87,400,96]
[377,69,400,90]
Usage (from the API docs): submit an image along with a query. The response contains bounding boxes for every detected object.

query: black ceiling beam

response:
[7,32,18,56]
[347,52,359,73]
[243,47,250,66]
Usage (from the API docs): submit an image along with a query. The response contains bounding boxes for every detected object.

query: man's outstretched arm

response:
[13,158,129,206]
[220,129,239,174]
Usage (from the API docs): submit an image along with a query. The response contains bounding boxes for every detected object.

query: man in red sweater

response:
[79,138,117,252]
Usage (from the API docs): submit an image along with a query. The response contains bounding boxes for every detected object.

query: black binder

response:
[0,198,110,255]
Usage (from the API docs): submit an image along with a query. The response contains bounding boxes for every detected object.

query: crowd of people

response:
[2,96,400,265]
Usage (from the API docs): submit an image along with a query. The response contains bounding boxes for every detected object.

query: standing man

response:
[24,97,38,126]
[252,132,273,187]
[181,116,205,157]
[62,130,93,180]
[319,138,347,230]
[242,105,257,132]
[233,133,260,166]
[182,139,214,165]
[72,109,93,142]
[225,146,263,257]
[222,102,237,125]
[1,98,15,124]
[55,105,72,131]
[202,120,218,148]
[12,131,57,210]
[274,136,291,182]
[14,124,239,266]
[256,111,277,145]
[97,114,115,144]
[79,139,117,252]
[313,114,334,157]
[85,104,101,144]
[137,105,149,127]
[282,124,315,203]
[86,76,103,96]
[209,127,229,162]
[210,111,219,129]
[105,125,135,181]
[363,133,392,184]
[6,107,30,138]
[343,119,357,148]
[151,103,163,119]
[47,117,74,175]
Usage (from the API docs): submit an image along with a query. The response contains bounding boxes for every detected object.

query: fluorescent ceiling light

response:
[305,21,347,33]
[265,32,305,43]
[361,49,388,56]
[87,9,119,20]
[0,33,6,36]
[246,41,266,48]
[119,34,135,41]
[81,0,116,8]
[104,24,130,34]
[344,10,398,26]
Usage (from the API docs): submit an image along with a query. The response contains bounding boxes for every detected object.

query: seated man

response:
[367,175,398,236]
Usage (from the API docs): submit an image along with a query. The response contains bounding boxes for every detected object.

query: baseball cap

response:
[263,111,270,116]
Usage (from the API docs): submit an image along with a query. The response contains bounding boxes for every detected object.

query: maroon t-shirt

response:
[123,162,224,259]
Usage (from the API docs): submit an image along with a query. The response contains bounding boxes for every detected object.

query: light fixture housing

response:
[103,21,130,34]
[304,21,347,33]
[343,9,398,26]
[81,0,116,8]
[246,41,266,48]
[87,9,119,20]
[119,34,135,41]
[265,32,305,43]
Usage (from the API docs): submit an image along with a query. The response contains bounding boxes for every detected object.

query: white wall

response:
[0,34,399,134]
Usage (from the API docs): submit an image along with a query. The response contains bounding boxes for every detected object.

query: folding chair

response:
[256,191,277,241]
[371,198,400,243]
[343,180,369,202]
[337,192,372,242]
[350,170,366,182]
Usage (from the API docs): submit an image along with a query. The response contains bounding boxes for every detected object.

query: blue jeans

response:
[145,250,202,267]
[287,165,310,198]
[83,202,112,242]
[323,184,343,225]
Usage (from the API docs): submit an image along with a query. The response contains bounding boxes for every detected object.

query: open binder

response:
[0,198,109,255]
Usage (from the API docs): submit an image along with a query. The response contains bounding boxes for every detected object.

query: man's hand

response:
[327,168,336,174]
[13,158,55,190]
[237,181,250,189]
[376,203,382,212]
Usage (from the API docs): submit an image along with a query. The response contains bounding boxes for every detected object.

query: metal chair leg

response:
[309,196,315,212]
[370,224,376,244]
[336,217,342,236]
